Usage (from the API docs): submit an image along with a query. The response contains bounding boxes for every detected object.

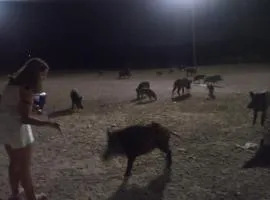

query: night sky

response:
[0,0,269,71]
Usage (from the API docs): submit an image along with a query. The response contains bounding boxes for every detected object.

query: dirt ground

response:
[0,64,270,200]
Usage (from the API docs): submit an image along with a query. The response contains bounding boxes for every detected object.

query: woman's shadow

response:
[107,170,171,200]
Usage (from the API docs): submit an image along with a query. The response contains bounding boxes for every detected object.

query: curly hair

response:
[8,57,49,93]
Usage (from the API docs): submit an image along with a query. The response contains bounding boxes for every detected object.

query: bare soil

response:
[1,64,270,200]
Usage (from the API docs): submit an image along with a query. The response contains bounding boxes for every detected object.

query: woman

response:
[0,58,61,200]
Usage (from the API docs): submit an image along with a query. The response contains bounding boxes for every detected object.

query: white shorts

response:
[11,124,35,149]
[0,121,35,149]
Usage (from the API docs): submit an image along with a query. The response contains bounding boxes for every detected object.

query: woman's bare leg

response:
[5,144,20,198]
[19,144,37,200]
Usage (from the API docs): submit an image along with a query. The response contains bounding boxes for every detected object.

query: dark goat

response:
[118,69,131,79]
[102,122,181,177]
[185,67,197,77]
[136,81,150,100]
[172,78,192,97]
[70,89,84,110]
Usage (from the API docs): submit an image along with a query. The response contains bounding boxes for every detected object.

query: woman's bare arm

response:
[18,86,51,126]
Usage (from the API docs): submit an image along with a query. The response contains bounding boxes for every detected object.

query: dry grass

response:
[0,64,270,200]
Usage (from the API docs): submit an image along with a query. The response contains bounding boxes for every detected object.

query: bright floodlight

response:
[160,0,201,9]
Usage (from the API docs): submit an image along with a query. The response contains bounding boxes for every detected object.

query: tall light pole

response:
[191,1,197,67]
[162,0,198,67]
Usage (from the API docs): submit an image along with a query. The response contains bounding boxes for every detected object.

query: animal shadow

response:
[242,142,270,168]
[172,93,191,102]
[107,171,171,200]
[47,108,74,118]
[206,95,216,100]
[130,98,139,103]
[135,99,156,105]
[212,84,223,88]
[130,95,148,103]
[118,77,129,80]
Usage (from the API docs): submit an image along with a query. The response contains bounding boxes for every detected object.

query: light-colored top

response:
[0,84,34,148]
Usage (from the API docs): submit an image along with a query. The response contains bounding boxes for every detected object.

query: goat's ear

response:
[249,91,254,98]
